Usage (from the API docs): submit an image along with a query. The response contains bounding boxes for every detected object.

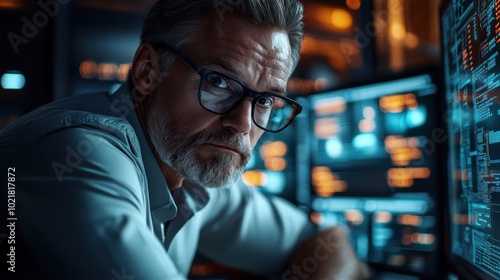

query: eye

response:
[208,74,229,89]
[257,96,274,108]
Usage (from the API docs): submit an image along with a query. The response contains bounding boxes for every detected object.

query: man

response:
[0,0,370,279]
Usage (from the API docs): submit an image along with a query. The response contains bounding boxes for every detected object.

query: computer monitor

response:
[440,0,500,279]
[303,69,444,278]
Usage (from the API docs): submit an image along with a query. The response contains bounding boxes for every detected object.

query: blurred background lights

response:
[260,141,287,158]
[79,61,98,79]
[242,170,267,187]
[1,71,26,90]
[353,133,377,149]
[363,106,376,119]
[260,172,286,194]
[330,8,353,30]
[406,106,427,128]
[98,63,117,80]
[374,212,393,224]
[0,0,23,9]
[346,0,361,10]
[326,137,343,158]
[264,157,287,171]
[117,64,131,81]
[390,22,406,41]
[79,61,131,81]
[241,170,285,194]
[345,209,364,225]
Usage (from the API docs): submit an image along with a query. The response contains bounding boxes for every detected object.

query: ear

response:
[131,43,162,96]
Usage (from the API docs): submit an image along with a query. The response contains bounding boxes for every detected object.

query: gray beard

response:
[146,98,251,188]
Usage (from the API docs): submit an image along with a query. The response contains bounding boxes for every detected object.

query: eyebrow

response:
[207,58,288,96]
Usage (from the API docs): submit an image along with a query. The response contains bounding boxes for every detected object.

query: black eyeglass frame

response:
[155,45,303,133]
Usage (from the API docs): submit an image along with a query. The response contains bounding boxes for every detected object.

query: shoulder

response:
[0,92,141,166]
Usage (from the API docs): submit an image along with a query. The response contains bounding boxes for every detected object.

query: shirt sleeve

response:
[197,180,318,276]
[14,127,186,280]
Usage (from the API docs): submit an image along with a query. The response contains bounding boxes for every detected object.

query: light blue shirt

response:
[0,84,316,279]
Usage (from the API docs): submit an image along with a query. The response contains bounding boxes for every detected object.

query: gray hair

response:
[140,0,304,73]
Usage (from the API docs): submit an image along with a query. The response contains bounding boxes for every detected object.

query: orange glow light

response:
[242,170,267,187]
[331,8,353,30]
[314,97,346,115]
[345,210,364,225]
[380,95,405,112]
[390,22,406,41]
[398,214,422,226]
[385,135,420,151]
[413,233,435,245]
[310,212,324,225]
[79,61,98,79]
[315,118,339,139]
[404,93,418,109]
[380,93,418,112]
[0,0,24,9]
[264,157,287,171]
[312,166,348,197]
[98,63,117,80]
[387,167,431,188]
[117,63,131,81]
[405,32,420,49]
[389,147,422,166]
[260,141,288,158]
[374,212,393,223]
[346,0,361,10]
[358,119,376,133]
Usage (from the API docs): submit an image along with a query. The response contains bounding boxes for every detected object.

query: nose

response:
[220,98,253,134]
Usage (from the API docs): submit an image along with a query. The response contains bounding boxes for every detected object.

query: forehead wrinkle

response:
[200,35,290,94]
[205,35,286,62]
[209,62,287,94]
[203,45,290,78]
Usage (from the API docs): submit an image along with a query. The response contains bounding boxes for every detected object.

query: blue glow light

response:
[261,171,285,194]
[326,138,343,158]
[353,133,377,149]
[406,106,427,128]
[1,71,25,90]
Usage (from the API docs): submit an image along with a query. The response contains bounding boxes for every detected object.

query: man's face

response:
[145,13,292,188]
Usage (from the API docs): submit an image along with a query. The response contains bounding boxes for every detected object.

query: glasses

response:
[156,46,302,133]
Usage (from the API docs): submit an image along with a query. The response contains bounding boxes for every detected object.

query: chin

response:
[197,162,243,189]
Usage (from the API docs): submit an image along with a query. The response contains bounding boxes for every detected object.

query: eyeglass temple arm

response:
[158,46,202,73]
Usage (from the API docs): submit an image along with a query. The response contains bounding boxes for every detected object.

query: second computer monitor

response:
[306,70,444,278]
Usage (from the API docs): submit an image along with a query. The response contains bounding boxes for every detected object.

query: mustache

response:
[189,130,251,158]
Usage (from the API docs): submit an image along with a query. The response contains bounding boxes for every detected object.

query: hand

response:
[283,226,372,280]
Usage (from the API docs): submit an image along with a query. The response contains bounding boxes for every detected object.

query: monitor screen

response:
[441,0,500,279]
[305,70,444,278]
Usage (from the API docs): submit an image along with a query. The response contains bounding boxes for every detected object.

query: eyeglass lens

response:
[199,72,296,132]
